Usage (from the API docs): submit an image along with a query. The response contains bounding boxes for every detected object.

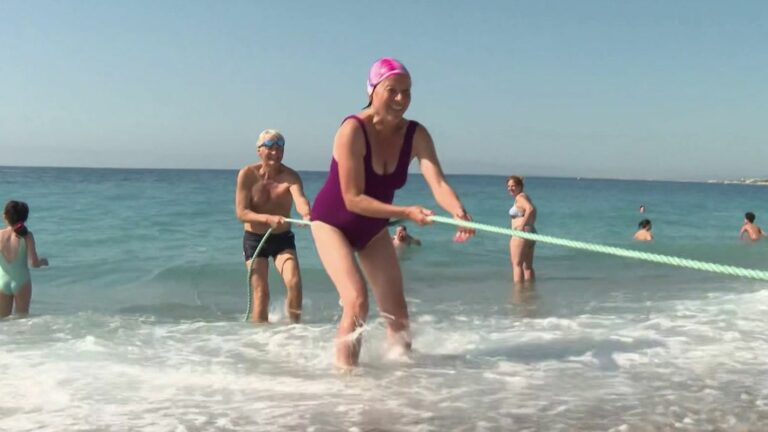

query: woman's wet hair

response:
[4,200,30,237]
[638,218,652,229]
[506,175,524,187]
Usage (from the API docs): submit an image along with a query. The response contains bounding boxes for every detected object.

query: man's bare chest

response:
[249,181,291,207]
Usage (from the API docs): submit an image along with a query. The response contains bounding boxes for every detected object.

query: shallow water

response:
[2,167,768,430]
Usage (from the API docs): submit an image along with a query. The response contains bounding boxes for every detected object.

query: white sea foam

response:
[4,286,768,430]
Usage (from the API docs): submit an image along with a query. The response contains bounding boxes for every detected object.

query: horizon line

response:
[1,164,752,184]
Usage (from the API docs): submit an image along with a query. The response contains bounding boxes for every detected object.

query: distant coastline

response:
[3,166,768,185]
[707,178,768,186]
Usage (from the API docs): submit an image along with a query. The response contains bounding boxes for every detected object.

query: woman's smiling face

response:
[371,74,411,117]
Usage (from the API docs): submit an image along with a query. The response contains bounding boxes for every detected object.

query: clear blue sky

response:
[2,1,766,180]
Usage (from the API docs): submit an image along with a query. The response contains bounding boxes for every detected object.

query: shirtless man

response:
[739,212,764,241]
[235,129,311,323]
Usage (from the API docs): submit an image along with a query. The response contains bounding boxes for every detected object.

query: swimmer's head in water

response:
[638,218,652,230]
[395,225,408,241]
[745,212,756,223]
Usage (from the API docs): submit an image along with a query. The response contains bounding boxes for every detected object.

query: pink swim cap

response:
[367,57,410,95]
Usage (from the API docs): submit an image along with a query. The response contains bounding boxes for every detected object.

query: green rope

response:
[429,215,768,282]
[245,216,767,321]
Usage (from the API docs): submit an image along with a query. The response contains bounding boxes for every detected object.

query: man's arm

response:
[288,171,311,220]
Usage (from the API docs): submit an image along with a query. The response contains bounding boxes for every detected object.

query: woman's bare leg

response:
[311,222,368,368]
[523,241,536,281]
[358,229,411,353]
[0,292,12,318]
[510,237,526,283]
[13,282,31,316]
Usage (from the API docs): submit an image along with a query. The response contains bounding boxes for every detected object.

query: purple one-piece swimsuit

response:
[311,115,418,250]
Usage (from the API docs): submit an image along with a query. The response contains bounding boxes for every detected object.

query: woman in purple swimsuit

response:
[311,58,474,368]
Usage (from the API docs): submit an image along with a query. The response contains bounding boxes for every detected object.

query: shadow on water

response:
[400,351,498,372]
[473,336,666,370]
[115,302,228,322]
[384,335,663,373]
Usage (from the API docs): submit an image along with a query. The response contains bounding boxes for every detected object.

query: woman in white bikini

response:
[506,176,536,283]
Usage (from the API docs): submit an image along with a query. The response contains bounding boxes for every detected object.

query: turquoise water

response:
[2,166,768,431]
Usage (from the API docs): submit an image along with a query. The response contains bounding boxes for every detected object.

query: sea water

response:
[1,166,767,431]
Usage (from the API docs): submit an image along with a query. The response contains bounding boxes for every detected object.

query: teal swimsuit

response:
[0,237,31,295]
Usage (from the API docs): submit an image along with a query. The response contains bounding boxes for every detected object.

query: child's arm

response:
[25,232,49,267]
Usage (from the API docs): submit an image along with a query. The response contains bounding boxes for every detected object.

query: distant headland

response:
[707,178,768,185]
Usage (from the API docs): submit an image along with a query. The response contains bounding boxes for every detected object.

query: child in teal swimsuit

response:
[1,201,48,318]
